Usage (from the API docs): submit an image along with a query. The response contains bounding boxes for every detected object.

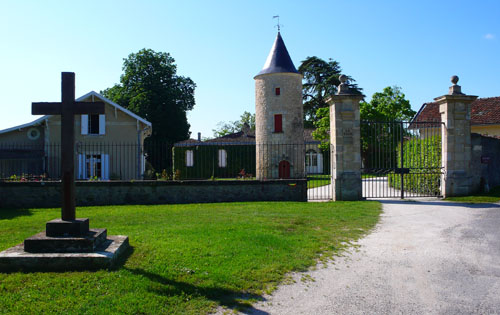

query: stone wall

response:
[471,134,500,191]
[0,179,307,209]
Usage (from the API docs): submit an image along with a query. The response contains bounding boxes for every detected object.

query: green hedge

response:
[388,135,441,195]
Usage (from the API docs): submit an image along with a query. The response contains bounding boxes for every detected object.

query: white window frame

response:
[218,149,227,168]
[306,150,318,167]
[81,114,105,135]
[78,153,109,180]
[186,150,194,167]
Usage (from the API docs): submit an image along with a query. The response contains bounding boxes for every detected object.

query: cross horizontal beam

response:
[32,102,105,115]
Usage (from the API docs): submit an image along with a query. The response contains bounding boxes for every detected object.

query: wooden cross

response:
[32,72,104,221]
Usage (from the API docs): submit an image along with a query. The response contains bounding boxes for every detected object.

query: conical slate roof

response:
[256,32,299,76]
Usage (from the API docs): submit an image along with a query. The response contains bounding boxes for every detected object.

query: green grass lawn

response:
[445,186,500,203]
[307,174,331,188]
[0,201,380,314]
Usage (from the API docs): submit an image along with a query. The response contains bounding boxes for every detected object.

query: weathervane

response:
[273,15,282,32]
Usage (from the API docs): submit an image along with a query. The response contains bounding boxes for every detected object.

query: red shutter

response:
[274,114,283,133]
[275,87,280,95]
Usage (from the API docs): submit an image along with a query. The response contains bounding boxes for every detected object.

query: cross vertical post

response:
[32,72,105,223]
[61,72,76,220]
[0,72,130,271]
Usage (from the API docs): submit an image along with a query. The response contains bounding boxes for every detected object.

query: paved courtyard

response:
[245,199,500,314]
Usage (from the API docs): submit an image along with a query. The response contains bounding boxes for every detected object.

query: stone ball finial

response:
[339,74,347,84]
[451,75,459,85]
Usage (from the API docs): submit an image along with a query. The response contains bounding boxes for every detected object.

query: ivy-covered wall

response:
[173,145,256,179]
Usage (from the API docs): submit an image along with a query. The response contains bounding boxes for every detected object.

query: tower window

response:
[274,114,283,133]
[275,87,280,96]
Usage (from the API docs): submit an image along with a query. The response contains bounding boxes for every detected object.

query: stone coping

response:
[0,179,307,187]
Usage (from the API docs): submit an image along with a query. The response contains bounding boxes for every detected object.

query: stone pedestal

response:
[24,229,107,253]
[328,77,363,200]
[435,76,478,197]
[46,218,90,237]
[0,217,129,272]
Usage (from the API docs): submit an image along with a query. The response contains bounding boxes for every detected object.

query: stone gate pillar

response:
[328,75,363,200]
[435,76,477,197]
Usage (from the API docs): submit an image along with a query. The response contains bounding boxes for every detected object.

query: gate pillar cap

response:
[434,75,477,104]
[327,93,364,104]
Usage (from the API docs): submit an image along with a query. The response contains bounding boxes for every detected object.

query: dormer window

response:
[275,87,280,96]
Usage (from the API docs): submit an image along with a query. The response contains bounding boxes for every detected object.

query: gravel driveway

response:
[244,199,500,315]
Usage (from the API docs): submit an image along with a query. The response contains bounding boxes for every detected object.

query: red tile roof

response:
[413,97,500,125]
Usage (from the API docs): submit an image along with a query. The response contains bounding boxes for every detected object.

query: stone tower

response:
[254,32,304,179]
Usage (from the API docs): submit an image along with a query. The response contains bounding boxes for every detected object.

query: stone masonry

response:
[435,76,478,197]
[0,179,307,209]
[255,73,304,179]
[328,75,363,200]
[254,32,304,179]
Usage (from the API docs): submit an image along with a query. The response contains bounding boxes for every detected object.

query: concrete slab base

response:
[0,235,129,272]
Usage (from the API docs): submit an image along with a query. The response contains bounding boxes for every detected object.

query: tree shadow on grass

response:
[125,266,269,314]
[0,208,34,220]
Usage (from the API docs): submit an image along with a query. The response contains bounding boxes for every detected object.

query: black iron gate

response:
[361,121,443,198]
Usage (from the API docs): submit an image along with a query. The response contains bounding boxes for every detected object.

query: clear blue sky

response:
[1,0,499,139]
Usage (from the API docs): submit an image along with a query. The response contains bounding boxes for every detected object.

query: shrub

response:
[388,135,441,195]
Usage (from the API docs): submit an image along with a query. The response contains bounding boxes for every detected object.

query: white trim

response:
[99,114,106,135]
[78,154,87,179]
[141,154,146,177]
[0,116,48,135]
[186,150,194,167]
[102,154,109,180]
[218,149,227,168]
[76,91,152,127]
[81,115,88,135]
[89,156,95,178]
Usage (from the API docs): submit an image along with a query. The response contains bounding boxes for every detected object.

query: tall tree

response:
[101,49,196,143]
[212,111,255,138]
[359,86,416,169]
[298,56,361,148]
[360,86,415,121]
[299,56,360,128]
